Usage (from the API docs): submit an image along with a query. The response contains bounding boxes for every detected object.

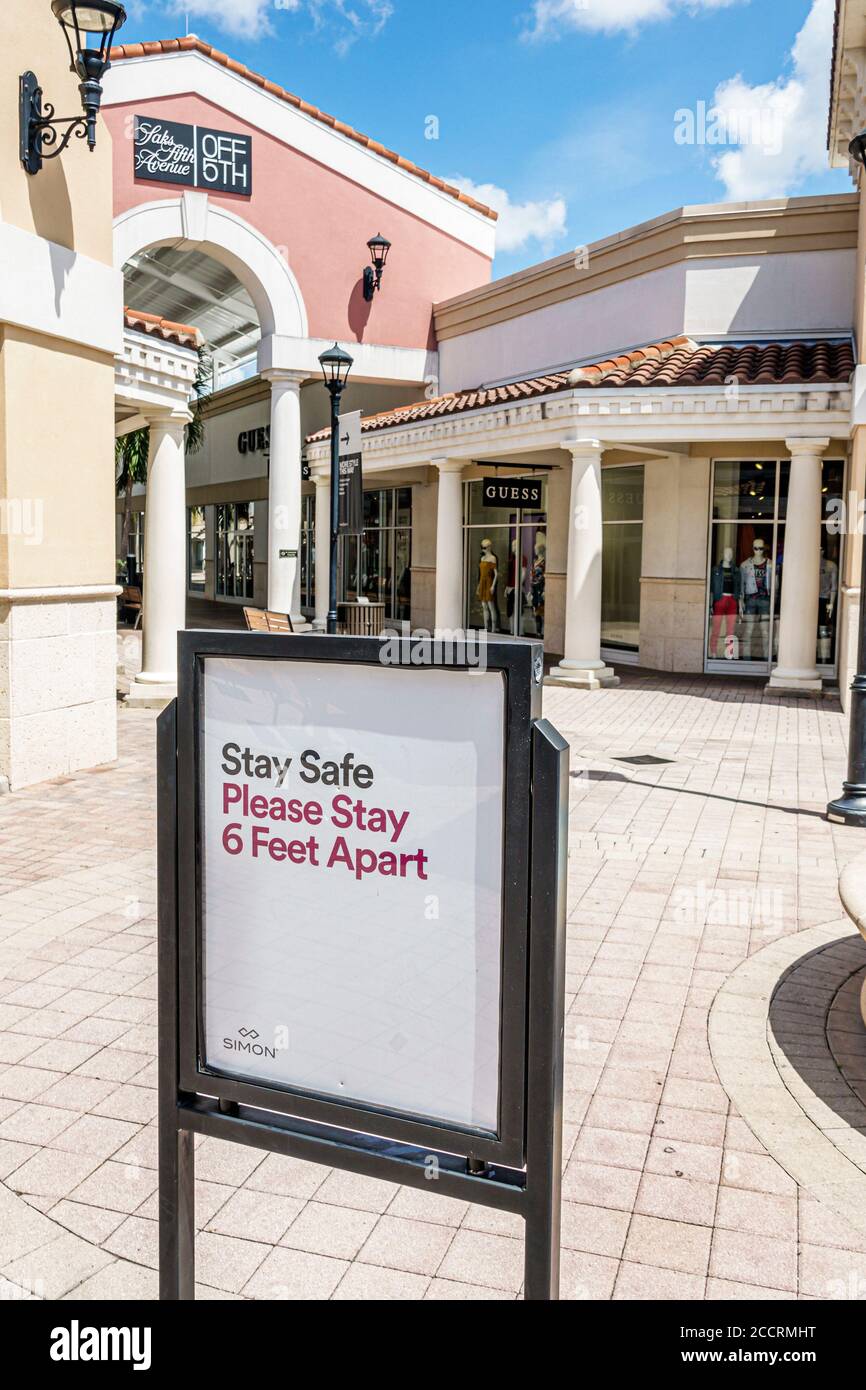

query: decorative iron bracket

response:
[20,71,89,176]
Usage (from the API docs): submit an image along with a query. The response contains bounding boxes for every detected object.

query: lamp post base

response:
[827,784,866,827]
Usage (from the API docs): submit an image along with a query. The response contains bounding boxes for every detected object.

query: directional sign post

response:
[157,632,568,1300]
[337,410,363,536]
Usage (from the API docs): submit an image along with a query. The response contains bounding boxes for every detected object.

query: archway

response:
[115,193,311,705]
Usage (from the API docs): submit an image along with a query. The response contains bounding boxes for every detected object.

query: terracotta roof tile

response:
[305,337,855,442]
[110,37,498,223]
[124,307,201,348]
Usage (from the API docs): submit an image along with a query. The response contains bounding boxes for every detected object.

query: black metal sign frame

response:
[158,632,567,1300]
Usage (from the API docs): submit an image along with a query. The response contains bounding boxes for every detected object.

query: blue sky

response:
[119,0,848,276]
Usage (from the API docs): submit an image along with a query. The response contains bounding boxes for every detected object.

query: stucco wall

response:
[0,9,114,262]
[639,455,711,674]
[438,251,856,393]
[103,91,491,353]
[0,8,119,789]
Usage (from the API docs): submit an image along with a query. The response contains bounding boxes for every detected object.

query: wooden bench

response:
[120,585,143,630]
[243,608,295,634]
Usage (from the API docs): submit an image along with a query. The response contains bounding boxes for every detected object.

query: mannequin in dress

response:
[476,539,500,632]
[505,537,525,627]
[739,538,772,659]
[531,533,546,639]
[710,546,739,659]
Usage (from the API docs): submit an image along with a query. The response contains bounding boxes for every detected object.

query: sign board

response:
[134,116,253,196]
[202,658,504,1129]
[483,477,544,509]
[157,633,568,1300]
[337,410,363,535]
[237,426,269,458]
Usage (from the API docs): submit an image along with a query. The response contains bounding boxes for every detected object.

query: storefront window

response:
[216,502,255,602]
[188,506,206,593]
[464,479,548,637]
[338,487,412,621]
[601,466,644,653]
[706,460,844,673]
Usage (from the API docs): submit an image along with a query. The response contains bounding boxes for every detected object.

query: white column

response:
[434,459,465,633]
[769,437,830,693]
[264,370,306,624]
[313,470,331,632]
[127,408,190,707]
[547,440,619,690]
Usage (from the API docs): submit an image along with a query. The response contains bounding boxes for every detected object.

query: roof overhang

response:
[115,321,200,432]
[305,381,853,474]
[828,0,866,171]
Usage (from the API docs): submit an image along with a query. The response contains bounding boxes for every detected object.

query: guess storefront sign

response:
[483,478,544,509]
[134,117,253,196]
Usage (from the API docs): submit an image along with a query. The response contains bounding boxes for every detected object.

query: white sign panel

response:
[200,657,505,1132]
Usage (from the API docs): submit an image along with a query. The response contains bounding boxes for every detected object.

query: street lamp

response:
[20,1,127,175]
[318,344,354,636]
[828,134,866,825]
[363,234,392,302]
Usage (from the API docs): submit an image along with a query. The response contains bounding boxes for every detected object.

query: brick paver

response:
[0,671,865,1299]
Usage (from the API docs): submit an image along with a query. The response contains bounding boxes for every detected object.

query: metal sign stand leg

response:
[523,719,569,1301]
[158,701,195,1300]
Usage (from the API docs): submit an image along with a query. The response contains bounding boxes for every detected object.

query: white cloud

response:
[166,0,274,40]
[526,0,744,39]
[710,0,834,200]
[162,0,394,48]
[449,178,568,254]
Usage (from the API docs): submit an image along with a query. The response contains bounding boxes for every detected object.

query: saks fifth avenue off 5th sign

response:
[201,658,505,1131]
[134,117,252,195]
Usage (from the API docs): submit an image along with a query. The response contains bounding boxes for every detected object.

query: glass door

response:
[216,502,256,603]
[705,459,845,678]
[706,462,780,675]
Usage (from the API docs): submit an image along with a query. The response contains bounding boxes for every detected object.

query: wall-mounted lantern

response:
[363,234,392,302]
[20,1,127,176]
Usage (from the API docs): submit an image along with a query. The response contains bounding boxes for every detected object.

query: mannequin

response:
[739,538,772,660]
[531,533,546,639]
[709,546,739,659]
[476,539,500,632]
[505,537,526,626]
[818,546,839,664]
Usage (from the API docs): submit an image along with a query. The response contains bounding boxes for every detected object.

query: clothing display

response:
[739,556,772,600]
[531,536,546,638]
[476,543,500,632]
[710,563,739,605]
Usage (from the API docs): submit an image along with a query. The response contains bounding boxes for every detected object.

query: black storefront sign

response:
[156,633,568,1301]
[134,116,252,196]
[483,477,544,509]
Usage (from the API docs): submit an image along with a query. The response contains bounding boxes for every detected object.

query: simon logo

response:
[223,1027,277,1059]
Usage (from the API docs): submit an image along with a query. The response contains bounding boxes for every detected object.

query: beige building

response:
[0,6,122,788]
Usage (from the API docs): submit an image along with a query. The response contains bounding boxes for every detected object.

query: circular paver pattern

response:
[710,923,866,1241]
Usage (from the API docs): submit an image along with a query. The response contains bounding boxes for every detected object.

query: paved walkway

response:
[1,671,866,1300]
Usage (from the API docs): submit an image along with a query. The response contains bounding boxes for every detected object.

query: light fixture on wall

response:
[363,234,392,302]
[20,1,127,176]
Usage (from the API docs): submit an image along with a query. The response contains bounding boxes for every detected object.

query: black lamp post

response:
[828,133,866,826]
[20,1,127,175]
[318,344,354,636]
[363,234,392,301]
